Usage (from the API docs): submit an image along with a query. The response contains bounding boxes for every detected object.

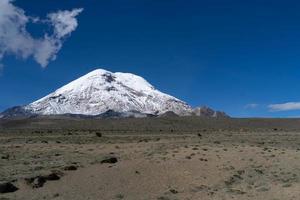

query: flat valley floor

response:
[1,117,300,200]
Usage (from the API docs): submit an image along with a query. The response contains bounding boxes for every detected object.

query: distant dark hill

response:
[0,106,37,119]
[159,111,179,118]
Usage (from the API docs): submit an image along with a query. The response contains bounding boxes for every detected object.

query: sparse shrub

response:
[115,194,124,199]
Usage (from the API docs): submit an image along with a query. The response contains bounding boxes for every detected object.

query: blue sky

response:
[1,0,300,117]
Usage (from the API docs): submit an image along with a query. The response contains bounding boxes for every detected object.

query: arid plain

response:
[1,117,300,200]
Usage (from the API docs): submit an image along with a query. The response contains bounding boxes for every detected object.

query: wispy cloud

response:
[268,102,300,112]
[245,103,259,109]
[0,0,83,68]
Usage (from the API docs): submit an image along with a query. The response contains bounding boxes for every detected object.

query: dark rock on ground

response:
[25,176,46,188]
[1,155,9,160]
[25,172,62,188]
[169,189,178,194]
[44,173,60,181]
[95,132,102,137]
[101,156,118,164]
[64,165,78,171]
[0,182,18,193]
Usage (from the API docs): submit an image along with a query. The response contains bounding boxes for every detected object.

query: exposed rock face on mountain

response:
[0,69,229,119]
[192,106,229,118]
[98,110,155,118]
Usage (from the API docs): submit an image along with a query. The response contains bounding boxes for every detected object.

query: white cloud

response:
[48,8,83,38]
[0,0,83,68]
[245,103,259,109]
[268,102,300,112]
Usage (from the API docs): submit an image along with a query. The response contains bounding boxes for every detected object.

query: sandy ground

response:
[1,129,300,200]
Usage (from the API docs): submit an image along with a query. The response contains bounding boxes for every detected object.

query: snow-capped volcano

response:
[1,68,229,119]
[21,69,193,116]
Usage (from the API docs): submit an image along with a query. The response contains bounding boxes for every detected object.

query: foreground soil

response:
[1,117,300,200]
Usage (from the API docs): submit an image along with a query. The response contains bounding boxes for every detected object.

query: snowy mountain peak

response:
[1,68,229,118]
[23,68,192,116]
[53,68,154,95]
